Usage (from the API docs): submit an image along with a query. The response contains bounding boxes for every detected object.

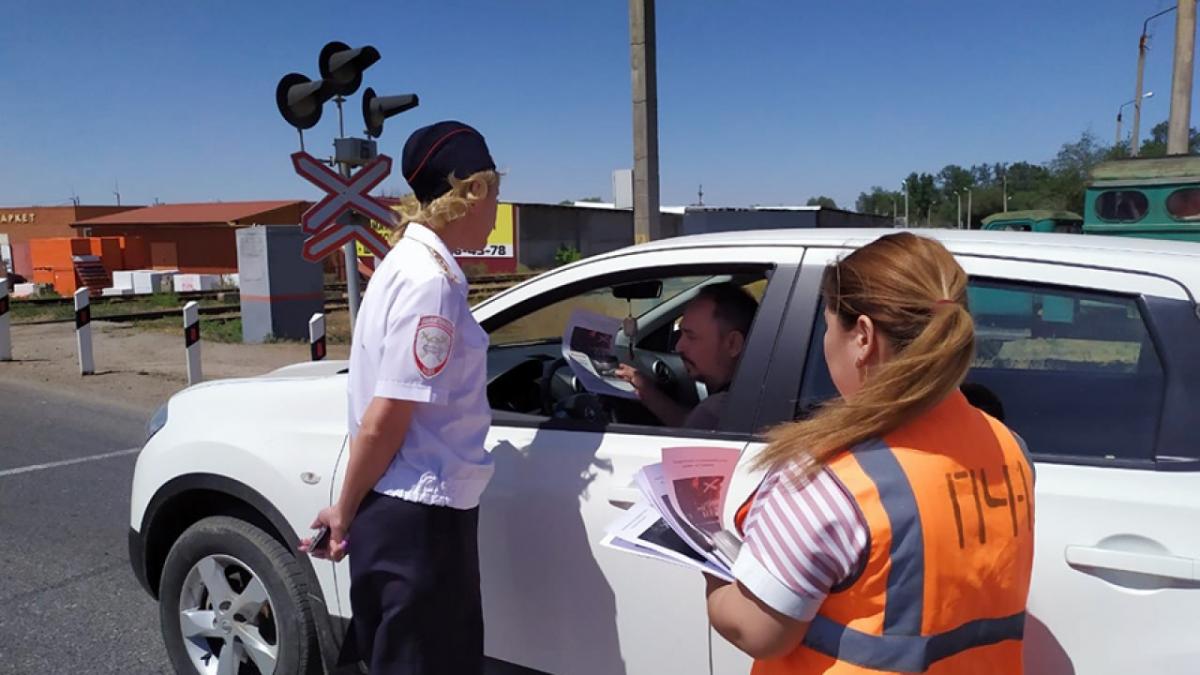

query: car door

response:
[953,255,1200,675]
[473,245,801,675]
[731,244,1200,675]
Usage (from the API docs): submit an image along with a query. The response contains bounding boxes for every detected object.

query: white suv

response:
[130,229,1200,675]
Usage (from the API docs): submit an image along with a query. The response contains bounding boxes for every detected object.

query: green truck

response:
[981,210,1083,233]
[1082,155,1200,242]
[980,156,1200,243]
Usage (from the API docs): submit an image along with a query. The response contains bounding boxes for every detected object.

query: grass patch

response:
[10,302,75,322]
[10,292,238,323]
[137,315,245,343]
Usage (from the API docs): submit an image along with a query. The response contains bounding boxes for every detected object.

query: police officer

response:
[302,121,499,674]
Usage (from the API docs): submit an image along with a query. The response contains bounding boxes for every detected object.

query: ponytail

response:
[753,233,975,475]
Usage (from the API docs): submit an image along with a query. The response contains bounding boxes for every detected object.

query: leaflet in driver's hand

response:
[601,446,743,580]
[562,309,638,400]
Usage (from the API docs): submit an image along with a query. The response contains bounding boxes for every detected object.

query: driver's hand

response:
[615,364,652,398]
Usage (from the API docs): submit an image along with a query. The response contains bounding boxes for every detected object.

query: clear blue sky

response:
[1,0,1194,210]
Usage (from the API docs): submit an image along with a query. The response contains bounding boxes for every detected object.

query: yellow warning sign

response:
[358,203,515,258]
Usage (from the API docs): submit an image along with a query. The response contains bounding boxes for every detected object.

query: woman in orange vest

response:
[706,232,1035,674]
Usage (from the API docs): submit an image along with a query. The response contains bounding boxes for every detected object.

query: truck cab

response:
[1084,156,1200,243]
[981,210,1083,234]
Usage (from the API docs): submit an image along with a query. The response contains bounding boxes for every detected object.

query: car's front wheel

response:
[158,516,318,674]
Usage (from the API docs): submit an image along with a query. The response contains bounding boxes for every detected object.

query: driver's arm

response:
[615,364,690,427]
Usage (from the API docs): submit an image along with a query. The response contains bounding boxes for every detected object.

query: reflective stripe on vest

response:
[803,612,1026,673]
[797,440,1024,671]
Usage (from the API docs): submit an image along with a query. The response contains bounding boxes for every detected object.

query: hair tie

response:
[933,298,958,312]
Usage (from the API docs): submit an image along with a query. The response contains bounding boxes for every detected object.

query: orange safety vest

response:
[735,391,1035,674]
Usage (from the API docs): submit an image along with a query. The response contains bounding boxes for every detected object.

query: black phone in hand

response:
[308,525,331,554]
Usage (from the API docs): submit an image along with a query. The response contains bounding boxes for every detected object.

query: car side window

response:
[484,269,771,433]
[796,279,1165,464]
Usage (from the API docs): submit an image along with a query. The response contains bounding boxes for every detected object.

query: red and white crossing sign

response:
[302,217,391,261]
[291,151,396,261]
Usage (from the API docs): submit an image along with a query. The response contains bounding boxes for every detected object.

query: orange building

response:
[0,205,139,279]
[73,201,309,274]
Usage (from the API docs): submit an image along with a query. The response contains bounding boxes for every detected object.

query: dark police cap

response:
[402,121,496,203]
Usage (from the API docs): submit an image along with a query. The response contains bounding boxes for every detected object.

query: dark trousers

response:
[345,491,483,674]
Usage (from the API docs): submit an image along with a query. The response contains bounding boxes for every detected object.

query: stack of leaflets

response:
[601,446,743,581]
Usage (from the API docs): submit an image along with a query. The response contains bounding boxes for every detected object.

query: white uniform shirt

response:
[347,222,494,510]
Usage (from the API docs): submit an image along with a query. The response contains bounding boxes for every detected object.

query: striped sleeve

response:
[732,465,868,622]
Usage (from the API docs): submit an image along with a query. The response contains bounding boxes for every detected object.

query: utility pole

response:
[965,188,972,230]
[955,190,962,228]
[1169,0,1197,155]
[1002,169,1008,212]
[630,0,661,244]
[1133,7,1176,156]
[902,182,909,226]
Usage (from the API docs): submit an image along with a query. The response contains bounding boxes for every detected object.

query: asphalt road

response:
[0,380,172,674]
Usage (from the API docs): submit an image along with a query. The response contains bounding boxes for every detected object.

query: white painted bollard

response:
[309,313,326,361]
[74,288,94,375]
[0,282,11,361]
[183,301,202,385]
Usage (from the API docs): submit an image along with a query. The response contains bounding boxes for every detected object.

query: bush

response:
[554,245,582,267]
[462,263,491,279]
[146,292,180,308]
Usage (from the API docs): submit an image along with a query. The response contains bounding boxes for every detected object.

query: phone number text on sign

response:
[452,244,510,258]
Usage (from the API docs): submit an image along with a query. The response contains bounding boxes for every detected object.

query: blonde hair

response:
[754,232,975,474]
[389,170,501,243]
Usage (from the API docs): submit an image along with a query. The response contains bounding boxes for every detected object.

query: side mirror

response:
[613,280,663,301]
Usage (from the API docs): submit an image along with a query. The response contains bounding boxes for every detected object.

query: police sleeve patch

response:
[413,315,455,378]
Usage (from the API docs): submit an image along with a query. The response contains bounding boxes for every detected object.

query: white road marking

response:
[0,448,140,478]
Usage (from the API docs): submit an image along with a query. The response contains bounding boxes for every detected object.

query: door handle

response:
[607,486,643,509]
[1065,545,1198,582]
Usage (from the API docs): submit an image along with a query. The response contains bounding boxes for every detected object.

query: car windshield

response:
[489,275,720,347]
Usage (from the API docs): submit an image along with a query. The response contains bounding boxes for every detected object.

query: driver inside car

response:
[615,282,758,429]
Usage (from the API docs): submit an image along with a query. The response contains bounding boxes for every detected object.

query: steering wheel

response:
[539,357,614,423]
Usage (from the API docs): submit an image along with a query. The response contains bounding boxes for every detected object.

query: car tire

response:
[158,516,318,675]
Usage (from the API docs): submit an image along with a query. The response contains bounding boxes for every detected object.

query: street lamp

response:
[953,190,963,228]
[1117,91,1155,147]
[1132,6,1177,156]
[965,187,972,230]
[901,181,909,227]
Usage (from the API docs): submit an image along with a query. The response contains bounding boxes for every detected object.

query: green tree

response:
[904,173,940,226]
[1046,131,1111,212]
[1138,120,1200,157]
[559,196,604,205]
[806,196,838,209]
[854,186,900,216]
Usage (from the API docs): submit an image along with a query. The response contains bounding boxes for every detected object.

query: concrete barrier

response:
[74,289,93,375]
[309,313,326,361]
[183,301,202,385]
